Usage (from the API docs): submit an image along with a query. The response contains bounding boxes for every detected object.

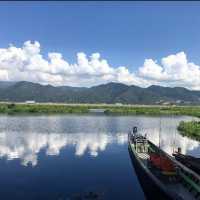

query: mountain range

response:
[0,81,200,105]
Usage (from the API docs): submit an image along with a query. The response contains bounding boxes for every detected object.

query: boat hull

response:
[173,153,200,175]
[128,143,179,200]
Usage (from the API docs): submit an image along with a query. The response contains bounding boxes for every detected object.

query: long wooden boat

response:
[128,128,200,200]
[173,153,200,175]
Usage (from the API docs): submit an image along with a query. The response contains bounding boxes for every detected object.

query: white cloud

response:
[138,52,200,90]
[0,41,200,89]
[0,41,142,87]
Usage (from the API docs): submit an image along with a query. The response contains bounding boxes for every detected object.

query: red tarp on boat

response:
[150,153,175,173]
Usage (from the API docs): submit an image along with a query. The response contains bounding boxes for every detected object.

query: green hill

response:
[0,81,200,105]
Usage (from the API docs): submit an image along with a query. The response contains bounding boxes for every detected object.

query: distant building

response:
[175,100,182,104]
[115,103,123,106]
[25,100,35,104]
[156,100,165,105]
[162,101,171,105]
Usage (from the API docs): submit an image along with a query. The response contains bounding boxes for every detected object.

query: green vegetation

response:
[0,103,89,114]
[104,105,200,117]
[177,121,200,141]
[1,103,200,117]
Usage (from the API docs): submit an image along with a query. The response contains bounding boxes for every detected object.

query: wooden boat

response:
[128,127,200,200]
[173,152,200,175]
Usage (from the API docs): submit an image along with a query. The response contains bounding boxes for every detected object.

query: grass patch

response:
[0,103,89,114]
[104,106,200,117]
[0,103,200,117]
[177,121,200,141]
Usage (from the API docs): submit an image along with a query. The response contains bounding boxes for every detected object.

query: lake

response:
[0,114,199,200]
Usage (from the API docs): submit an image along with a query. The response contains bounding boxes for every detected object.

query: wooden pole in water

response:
[159,117,161,149]
[159,117,162,170]
[172,114,175,154]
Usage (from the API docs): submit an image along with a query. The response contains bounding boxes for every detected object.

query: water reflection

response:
[138,117,200,157]
[0,129,199,167]
[0,115,199,167]
[0,131,127,166]
[145,129,200,156]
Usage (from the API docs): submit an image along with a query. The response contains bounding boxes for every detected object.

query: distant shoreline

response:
[0,102,200,117]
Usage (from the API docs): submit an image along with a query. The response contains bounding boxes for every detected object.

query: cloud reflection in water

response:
[140,126,200,157]
[0,132,127,166]
[0,124,199,167]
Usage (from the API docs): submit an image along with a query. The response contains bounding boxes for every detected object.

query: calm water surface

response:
[0,114,199,200]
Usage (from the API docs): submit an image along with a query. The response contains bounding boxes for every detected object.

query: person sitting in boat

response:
[132,126,137,134]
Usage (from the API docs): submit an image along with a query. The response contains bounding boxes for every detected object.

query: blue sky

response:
[0,2,200,89]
